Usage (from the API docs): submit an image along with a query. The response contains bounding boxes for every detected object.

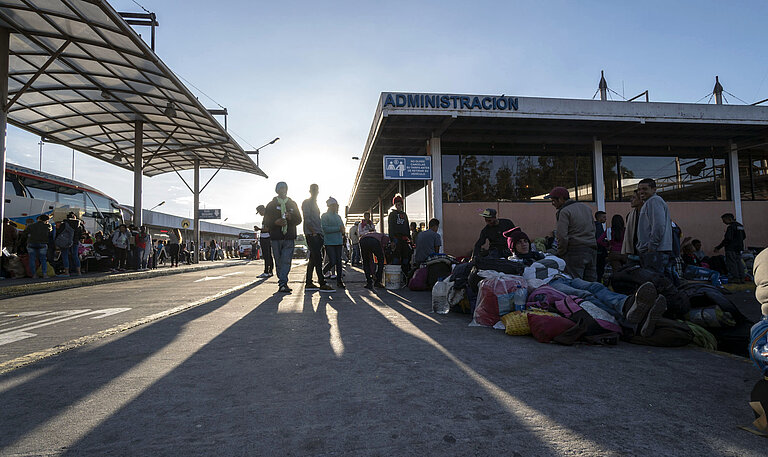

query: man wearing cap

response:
[545,186,597,281]
[322,197,346,289]
[472,208,515,259]
[264,182,302,293]
[256,205,273,278]
[388,194,412,274]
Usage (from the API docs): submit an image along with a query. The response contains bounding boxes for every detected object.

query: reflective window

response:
[442,153,593,202]
[740,151,768,201]
[603,152,729,201]
[57,187,85,208]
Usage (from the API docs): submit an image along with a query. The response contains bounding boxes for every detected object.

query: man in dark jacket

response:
[715,213,746,284]
[264,181,302,293]
[387,194,411,274]
[472,208,514,259]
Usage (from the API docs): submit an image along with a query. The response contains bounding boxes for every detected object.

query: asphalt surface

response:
[0,260,765,456]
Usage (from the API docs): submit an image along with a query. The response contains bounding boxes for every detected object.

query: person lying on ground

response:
[505,227,544,266]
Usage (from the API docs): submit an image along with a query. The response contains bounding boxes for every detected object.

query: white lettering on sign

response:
[0,308,132,346]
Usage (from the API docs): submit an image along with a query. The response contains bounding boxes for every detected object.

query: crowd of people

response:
[0,211,236,279]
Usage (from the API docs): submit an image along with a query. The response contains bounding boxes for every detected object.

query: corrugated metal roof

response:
[0,0,266,178]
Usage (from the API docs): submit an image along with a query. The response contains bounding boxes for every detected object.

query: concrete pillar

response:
[729,141,742,222]
[133,120,143,226]
[194,158,200,263]
[0,28,9,253]
[378,197,384,233]
[429,136,443,238]
[593,137,605,211]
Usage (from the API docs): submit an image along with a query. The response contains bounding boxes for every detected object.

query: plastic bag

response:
[472,271,527,327]
[432,279,451,314]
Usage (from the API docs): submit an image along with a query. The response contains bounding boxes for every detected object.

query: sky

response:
[6,0,768,228]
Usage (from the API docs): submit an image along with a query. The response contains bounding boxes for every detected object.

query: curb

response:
[0,260,252,299]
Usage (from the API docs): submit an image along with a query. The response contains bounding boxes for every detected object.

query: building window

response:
[603,151,729,201]
[739,151,768,201]
[441,153,593,202]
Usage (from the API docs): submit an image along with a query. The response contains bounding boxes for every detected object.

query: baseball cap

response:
[479,208,497,218]
[326,197,338,206]
[544,187,569,200]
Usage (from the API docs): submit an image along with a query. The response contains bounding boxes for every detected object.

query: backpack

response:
[55,221,74,249]
[408,266,429,291]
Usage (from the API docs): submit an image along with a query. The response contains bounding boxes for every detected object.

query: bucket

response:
[384,265,404,289]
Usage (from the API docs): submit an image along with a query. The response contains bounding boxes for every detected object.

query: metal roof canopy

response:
[0,0,265,178]
[0,1,268,263]
[348,93,768,213]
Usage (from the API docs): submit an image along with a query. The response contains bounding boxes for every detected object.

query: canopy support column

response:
[593,137,605,211]
[194,158,200,263]
[133,120,143,226]
[378,197,384,233]
[429,136,443,238]
[729,141,742,222]
[0,28,9,258]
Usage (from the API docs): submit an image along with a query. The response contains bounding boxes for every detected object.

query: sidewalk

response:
[0,258,250,299]
[0,263,764,456]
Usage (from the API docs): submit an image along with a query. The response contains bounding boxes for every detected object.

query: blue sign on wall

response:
[383,155,432,180]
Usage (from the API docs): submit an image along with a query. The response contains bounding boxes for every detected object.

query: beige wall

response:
[442,200,764,257]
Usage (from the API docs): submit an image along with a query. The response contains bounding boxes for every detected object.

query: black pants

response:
[391,237,412,274]
[113,247,127,269]
[725,250,745,284]
[361,237,384,285]
[168,243,180,266]
[305,234,325,285]
[260,237,273,274]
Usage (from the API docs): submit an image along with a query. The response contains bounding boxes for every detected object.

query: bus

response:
[238,231,258,258]
[4,163,127,233]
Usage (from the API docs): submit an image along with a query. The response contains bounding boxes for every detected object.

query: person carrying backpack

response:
[57,212,84,276]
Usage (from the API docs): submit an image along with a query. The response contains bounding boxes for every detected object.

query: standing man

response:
[715,212,747,284]
[349,221,361,266]
[256,205,273,278]
[302,184,333,292]
[413,218,442,265]
[321,197,346,289]
[264,182,302,293]
[594,211,608,282]
[473,208,515,259]
[636,178,674,278]
[545,186,597,281]
[388,194,412,274]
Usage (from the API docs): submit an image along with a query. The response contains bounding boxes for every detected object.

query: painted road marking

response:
[0,308,132,346]
[194,271,244,282]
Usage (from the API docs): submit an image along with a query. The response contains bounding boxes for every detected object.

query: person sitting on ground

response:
[413,218,442,266]
[691,239,707,264]
[505,227,544,266]
[472,208,515,259]
[681,238,722,288]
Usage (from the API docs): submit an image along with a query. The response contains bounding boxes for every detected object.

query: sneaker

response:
[319,284,335,293]
[640,295,667,337]
[374,282,385,289]
[305,282,320,291]
[625,282,657,325]
[336,281,346,289]
[278,285,291,293]
[285,285,293,292]
[364,283,373,290]
[258,272,270,278]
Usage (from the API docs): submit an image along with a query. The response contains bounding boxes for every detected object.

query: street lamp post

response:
[149,201,165,211]
[245,137,280,167]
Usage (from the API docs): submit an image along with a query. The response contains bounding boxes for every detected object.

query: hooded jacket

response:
[636,194,673,253]
[555,199,596,256]
[265,196,302,241]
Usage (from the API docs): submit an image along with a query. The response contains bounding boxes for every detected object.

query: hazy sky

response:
[6,0,768,227]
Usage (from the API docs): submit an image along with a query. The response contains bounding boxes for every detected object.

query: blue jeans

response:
[27,243,48,277]
[62,242,81,270]
[548,277,629,323]
[138,247,150,269]
[271,239,295,287]
[684,265,722,287]
[326,245,343,282]
[640,250,674,281]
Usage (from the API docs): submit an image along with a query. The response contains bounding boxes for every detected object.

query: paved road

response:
[0,262,765,456]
